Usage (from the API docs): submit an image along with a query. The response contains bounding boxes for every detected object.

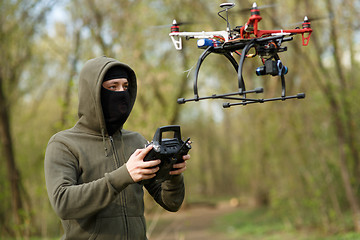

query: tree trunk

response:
[0,76,23,234]
[334,113,360,231]
[60,29,81,128]
[170,46,191,125]
[325,0,360,231]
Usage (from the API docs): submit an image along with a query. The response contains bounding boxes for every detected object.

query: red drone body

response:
[239,3,312,46]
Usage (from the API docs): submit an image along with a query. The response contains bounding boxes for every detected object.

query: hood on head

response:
[77,56,137,135]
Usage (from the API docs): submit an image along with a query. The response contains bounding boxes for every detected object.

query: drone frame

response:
[171,2,311,108]
[177,35,306,108]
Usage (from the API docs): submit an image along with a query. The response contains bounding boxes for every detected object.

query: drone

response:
[169,2,312,108]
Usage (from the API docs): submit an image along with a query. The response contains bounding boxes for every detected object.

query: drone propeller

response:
[235,3,278,13]
[172,21,195,26]
[284,14,332,28]
[150,21,196,29]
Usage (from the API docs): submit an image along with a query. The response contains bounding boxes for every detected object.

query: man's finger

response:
[173,161,186,169]
[142,159,161,168]
[137,145,153,159]
[142,166,160,175]
[182,154,190,161]
[170,167,185,175]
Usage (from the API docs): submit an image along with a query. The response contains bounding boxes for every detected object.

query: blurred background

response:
[1,0,360,239]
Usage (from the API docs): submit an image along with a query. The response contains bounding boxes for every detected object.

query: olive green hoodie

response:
[45,56,185,240]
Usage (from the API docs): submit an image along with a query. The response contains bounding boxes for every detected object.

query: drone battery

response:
[197,38,221,49]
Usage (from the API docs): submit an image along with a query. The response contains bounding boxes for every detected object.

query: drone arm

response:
[169,31,229,50]
[256,29,313,46]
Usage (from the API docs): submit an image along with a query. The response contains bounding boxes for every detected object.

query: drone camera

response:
[256,59,288,76]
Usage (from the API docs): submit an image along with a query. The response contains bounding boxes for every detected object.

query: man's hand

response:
[170,154,190,176]
[126,145,160,182]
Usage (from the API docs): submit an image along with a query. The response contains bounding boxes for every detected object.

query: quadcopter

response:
[169,2,312,108]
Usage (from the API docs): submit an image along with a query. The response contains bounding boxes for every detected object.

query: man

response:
[45,56,189,239]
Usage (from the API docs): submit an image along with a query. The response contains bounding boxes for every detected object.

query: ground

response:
[146,201,238,240]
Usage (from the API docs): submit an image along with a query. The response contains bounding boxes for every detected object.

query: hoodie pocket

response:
[88,216,146,240]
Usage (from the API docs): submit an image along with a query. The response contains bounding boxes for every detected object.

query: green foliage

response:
[216,207,360,240]
[216,207,295,239]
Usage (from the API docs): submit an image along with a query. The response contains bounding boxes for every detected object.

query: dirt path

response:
[146,201,238,240]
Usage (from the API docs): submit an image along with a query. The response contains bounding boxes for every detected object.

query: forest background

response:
[1,0,360,238]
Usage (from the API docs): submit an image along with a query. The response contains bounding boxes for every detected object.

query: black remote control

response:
[143,125,191,183]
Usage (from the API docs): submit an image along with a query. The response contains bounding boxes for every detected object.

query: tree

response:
[293,0,360,231]
[0,0,54,237]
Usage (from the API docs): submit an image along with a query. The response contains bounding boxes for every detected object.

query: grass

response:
[214,207,360,240]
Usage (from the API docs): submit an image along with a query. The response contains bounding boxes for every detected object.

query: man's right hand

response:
[126,145,160,182]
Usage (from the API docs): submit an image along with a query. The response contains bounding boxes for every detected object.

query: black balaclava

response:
[101,66,131,136]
